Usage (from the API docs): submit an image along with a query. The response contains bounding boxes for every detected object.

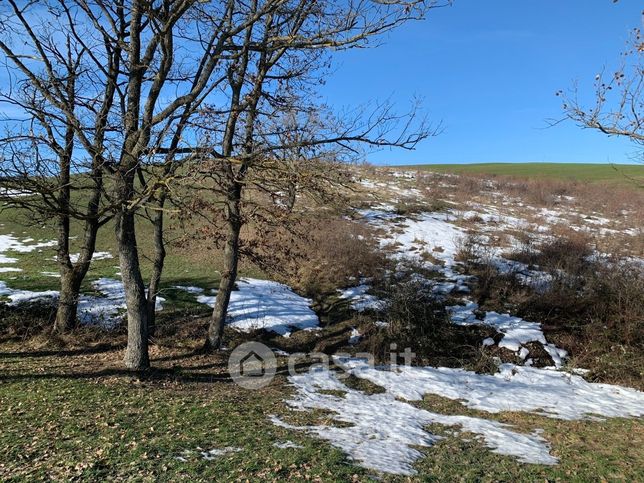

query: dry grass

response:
[457,230,644,388]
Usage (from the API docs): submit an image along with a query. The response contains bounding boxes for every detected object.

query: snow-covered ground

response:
[1,230,319,336]
[0,234,56,264]
[338,284,385,312]
[272,365,558,475]
[273,358,644,475]
[291,172,644,475]
[0,234,162,328]
[345,201,568,365]
[449,302,568,367]
[190,278,319,336]
[0,276,164,329]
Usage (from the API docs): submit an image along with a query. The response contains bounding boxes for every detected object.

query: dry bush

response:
[247,216,388,299]
[454,234,524,306]
[358,272,496,367]
[294,219,387,297]
[497,177,578,207]
[470,231,643,386]
[393,198,427,216]
[507,230,594,274]
[0,301,56,341]
[522,259,644,388]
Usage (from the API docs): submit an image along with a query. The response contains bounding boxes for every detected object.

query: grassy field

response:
[0,347,642,481]
[1,165,643,480]
[0,202,265,307]
[400,163,644,183]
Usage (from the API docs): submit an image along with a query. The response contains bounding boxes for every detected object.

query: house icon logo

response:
[228,342,276,389]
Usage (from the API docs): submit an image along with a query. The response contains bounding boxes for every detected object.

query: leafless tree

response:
[186,0,443,351]
[0,0,445,369]
[0,0,284,369]
[558,25,644,177]
[0,6,119,332]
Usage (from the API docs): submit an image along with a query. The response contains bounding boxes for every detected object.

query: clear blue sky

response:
[321,0,643,166]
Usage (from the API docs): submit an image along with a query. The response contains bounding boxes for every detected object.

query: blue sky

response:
[322,0,643,165]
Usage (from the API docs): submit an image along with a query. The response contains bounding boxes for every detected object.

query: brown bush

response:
[455,228,643,387]
[507,230,594,274]
[247,216,388,299]
[355,272,497,367]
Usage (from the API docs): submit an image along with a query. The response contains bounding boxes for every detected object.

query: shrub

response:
[393,199,427,216]
[361,273,496,367]
[248,216,389,299]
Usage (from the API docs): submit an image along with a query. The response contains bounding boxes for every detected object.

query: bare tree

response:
[0,0,286,369]
[558,26,644,176]
[0,8,119,332]
[188,0,443,351]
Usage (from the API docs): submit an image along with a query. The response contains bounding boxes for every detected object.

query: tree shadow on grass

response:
[0,364,236,385]
[0,342,121,359]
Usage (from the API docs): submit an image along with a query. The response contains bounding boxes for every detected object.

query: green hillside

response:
[400,163,644,183]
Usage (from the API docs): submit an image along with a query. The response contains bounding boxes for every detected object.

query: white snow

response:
[79,278,165,328]
[200,447,241,461]
[40,271,60,277]
[48,251,113,263]
[348,328,361,345]
[0,267,22,273]
[448,301,567,367]
[0,277,164,329]
[450,303,547,350]
[338,358,644,421]
[382,212,464,267]
[0,188,33,198]
[272,366,557,475]
[173,285,205,294]
[360,206,471,293]
[274,358,644,474]
[273,441,304,449]
[356,204,567,367]
[0,234,56,263]
[195,278,319,336]
[0,283,59,305]
[74,251,113,262]
[339,284,385,312]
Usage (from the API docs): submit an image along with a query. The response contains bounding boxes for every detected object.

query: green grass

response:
[0,202,264,307]
[0,373,362,481]
[0,349,642,481]
[400,162,644,183]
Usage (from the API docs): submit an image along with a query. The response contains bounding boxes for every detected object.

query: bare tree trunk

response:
[53,155,102,332]
[147,192,167,338]
[116,170,150,370]
[54,201,75,332]
[55,262,102,332]
[205,185,242,351]
[54,268,81,333]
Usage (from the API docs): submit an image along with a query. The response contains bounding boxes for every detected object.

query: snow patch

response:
[273,441,304,449]
[448,301,567,367]
[273,366,557,475]
[339,358,644,421]
[339,284,384,312]
[195,278,318,336]
[200,447,241,461]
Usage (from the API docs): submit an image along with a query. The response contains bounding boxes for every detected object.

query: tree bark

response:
[147,191,167,338]
[54,269,82,333]
[117,186,150,370]
[205,185,242,351]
